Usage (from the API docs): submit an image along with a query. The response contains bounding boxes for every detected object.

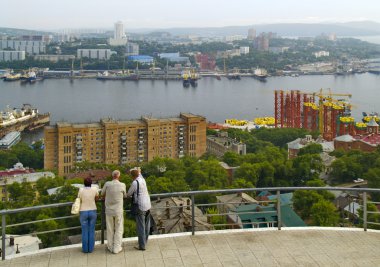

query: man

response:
[101,170,126,254]
[128,168,151,251]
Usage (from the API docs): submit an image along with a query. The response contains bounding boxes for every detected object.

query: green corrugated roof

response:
[236,203,306,228]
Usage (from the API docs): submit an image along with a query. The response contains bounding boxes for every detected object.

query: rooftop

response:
[4,228,380,266]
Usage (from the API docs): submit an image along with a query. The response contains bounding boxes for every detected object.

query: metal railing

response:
[1,186,380,260]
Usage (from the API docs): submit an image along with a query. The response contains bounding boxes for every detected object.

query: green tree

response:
[310,199,339,226]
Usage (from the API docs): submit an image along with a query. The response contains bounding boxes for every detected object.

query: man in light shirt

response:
[101,170,127,254]
[128,168,151,251]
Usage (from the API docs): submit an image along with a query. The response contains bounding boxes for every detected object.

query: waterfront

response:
[1,73,380,125]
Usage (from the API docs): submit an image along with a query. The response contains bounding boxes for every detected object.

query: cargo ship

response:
[253,68,268,81]
[96,71,139,81]
[0,104,50,139]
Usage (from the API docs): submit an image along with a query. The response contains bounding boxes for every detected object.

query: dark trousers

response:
[136,209,150,249]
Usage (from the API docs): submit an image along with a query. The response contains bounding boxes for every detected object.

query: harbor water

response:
[1,73,380,126]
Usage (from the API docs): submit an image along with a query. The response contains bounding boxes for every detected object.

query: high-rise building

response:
[44,113,206,176]
[77,49,112,60]
[248,28,256,40]
[114,21,126,39]
[109,21,128,46]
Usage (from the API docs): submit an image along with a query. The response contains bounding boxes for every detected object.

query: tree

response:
[310,199,339,226]
[223,151,242,167]
[234,163,259,185]
[298,143,323,156]
[293,190,324,219]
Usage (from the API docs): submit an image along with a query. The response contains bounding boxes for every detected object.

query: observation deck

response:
[1,187,380,266]
[3,228,380,267]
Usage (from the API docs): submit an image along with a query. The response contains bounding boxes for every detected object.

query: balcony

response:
[1,187,380,265]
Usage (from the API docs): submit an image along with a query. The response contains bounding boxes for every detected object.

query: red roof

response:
[0,169,33,177]
[356,134,380,146]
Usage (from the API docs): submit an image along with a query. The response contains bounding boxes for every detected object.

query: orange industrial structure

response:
[275,89,356,140]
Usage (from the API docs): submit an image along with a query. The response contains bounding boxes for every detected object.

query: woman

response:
[78,177,99,253]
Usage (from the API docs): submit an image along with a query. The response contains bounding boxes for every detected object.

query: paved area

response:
[1,228,379,267]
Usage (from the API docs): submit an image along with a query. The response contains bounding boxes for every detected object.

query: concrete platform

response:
[1,228,379,267]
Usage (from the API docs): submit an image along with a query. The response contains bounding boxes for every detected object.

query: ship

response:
[226,72,241,80]
[3,73,21,82]
[253,68,268,81]
[182,71,190,87]
[189,70,199,87]
[0,104,50,139]
[20,71,42,83]
[0,104,39,128]
[96,71,139,81]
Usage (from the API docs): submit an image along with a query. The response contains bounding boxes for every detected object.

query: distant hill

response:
[0,27,52,36]
[130,21,380,37]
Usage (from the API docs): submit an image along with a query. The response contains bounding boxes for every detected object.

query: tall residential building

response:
[44,113,206,176]
[125,42,139,56]
[114,21,126,39]
[109,21,128,46]
[0,51,25,61]
[248,28,256,40]
[0,40,46,54]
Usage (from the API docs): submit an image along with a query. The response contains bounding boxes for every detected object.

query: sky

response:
[2,0,380,30]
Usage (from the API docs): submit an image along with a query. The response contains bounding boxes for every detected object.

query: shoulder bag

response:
[130,180,139,216]
[71,188,82,215]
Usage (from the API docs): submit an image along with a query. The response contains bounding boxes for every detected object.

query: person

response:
[127,168,151,251]
[78,177,99,253]
[101,170,127,254]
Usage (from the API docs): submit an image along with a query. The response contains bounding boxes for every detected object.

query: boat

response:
[182,72,190,88]
[3,73,21,82]
[20,71,39,83]
[253,68,268,81]
[226,72,241,80]
[0,104,39,128]
[96,71,139,81]
[189,70,199,87]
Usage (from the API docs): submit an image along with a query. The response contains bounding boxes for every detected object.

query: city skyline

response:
[1,0,380,30]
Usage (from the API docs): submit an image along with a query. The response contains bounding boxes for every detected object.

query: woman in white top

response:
[78,177,99,253]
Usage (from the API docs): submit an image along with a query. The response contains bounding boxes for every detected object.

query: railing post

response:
[191,194,195,235]
[101,200,105,244]
[363,192,367,232]
[277,190,281,230]
[2,214,6,260]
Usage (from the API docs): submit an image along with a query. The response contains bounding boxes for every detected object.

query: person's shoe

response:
[134,246,145,251]
[113,247,122,254]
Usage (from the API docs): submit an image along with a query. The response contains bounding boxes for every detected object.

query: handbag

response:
[71,197,81,215]
[130,180,139,216]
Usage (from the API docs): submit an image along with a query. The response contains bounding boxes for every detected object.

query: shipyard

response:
[0,104,50,140]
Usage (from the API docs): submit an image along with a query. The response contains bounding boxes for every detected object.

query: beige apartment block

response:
[44,113,206,176]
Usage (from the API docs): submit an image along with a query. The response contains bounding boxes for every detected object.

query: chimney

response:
[186,199,191,210]
[179,203,183,213]
[165,201,170,219]
[9,236,14,246]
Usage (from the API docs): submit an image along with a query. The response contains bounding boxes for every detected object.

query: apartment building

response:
[44,113,206,176]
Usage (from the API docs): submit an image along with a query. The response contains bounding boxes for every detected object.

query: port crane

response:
[313,89,352,134]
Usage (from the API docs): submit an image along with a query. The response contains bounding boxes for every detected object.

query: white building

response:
[109,21,128,46]
[77,49,112,60]
[114,21,126,39]
[0,40,46,54]
[34,55,75,62]
[0,51,25,62]
[314,51,330,58]
[240,47,250,54]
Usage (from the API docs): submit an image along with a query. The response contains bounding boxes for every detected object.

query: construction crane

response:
[312,89,352,135]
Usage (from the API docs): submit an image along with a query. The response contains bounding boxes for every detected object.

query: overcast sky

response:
[2,0,380,30]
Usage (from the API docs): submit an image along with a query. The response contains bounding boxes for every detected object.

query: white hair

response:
[112,170,120,178]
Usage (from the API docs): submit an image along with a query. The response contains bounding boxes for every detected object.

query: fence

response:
[1,186,380,260]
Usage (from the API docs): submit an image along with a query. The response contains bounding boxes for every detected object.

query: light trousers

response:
[106,213,124,253]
